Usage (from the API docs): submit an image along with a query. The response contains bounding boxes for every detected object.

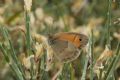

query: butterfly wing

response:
[49,39,68,53]
[60,42,81,63]
[55,32,88,48]
[50,39,80,63]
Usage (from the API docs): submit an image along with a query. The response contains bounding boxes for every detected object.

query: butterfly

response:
[47,32,88,63]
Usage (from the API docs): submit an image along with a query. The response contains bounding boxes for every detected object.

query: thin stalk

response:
[30,58,36,80]
[25,11,35,80]
[106,0,112,49]
[0,43,10,63]
[0,44,24,80]
[90,30,94,80]
[37,59,41,80]
[81,55,89,80]
[40,53,49,80]
[25,11,31,56]
[10,63,24,80]
[104,42,120,80]
[4,28,26,79]
[0,27,26,79]
[98,69,103,80]
[70,64,74,80]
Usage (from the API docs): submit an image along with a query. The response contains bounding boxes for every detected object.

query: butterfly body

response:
[47,32,88,63]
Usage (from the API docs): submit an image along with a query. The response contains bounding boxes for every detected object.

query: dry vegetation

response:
[0,0,120,80]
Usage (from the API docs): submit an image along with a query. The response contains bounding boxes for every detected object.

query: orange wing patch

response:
[54,33,82,48]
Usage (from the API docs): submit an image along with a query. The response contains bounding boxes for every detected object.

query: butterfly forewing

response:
[54,32,88,48]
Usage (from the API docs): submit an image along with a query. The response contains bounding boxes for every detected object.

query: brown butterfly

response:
[47,32,88,63]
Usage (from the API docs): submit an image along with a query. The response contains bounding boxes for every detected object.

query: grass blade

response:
[90,30,94,80]
[25,11,31,56]
[81,55,89,80]
[104,42,120,80]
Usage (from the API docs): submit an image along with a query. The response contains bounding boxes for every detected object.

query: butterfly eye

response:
[79,38,82,41]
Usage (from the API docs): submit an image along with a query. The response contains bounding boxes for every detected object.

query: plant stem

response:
[106,0,112,49]
[104,42,120,80]
[90,30,94,80]
[81,55,89,80]
[25,11,31,56]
